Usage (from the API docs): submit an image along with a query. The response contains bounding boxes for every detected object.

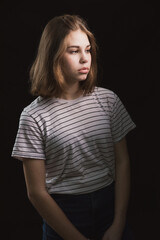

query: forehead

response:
[64,29,90,46]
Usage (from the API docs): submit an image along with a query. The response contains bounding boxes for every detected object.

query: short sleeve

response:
[111,93,136,143]
[12,110,46,161]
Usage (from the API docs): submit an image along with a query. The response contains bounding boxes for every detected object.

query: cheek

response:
[61,59,77,77]
[63,57,76,69]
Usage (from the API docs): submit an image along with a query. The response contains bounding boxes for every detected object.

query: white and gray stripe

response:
[12,87,136,194]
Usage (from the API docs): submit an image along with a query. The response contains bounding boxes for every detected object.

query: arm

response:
[23,159,87,240]
[102,137,131,240]
[114,136,131,226]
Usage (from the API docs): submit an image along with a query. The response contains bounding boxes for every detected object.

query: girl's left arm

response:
[102,137,131,240]
[114,137,131,226]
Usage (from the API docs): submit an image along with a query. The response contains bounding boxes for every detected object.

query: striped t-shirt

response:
[12,87,136,195]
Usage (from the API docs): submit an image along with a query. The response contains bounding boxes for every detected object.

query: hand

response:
[102,222,124,240]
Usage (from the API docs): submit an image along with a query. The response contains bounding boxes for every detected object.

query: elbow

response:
[27,190,37,203]
[27,189,47,204]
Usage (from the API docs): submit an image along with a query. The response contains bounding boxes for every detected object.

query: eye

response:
[86,48,91,53]
[70,50,79,54]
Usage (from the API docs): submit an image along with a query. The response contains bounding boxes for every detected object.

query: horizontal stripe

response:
[12,87,135,194]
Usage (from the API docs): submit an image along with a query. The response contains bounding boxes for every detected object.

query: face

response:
[61,29,92,86]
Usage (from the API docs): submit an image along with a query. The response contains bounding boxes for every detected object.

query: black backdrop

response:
[1,0,160,239]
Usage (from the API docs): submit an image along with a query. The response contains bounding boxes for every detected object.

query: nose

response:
[79,52,88,64]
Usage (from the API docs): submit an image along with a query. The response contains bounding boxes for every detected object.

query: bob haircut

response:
[30,14,98,98]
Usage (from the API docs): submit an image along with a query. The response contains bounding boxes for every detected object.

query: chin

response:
[78,75,88,81]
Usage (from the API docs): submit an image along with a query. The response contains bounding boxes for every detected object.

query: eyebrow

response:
[67,44,91,49]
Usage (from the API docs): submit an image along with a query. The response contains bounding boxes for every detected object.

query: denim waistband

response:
[50,181,115,200]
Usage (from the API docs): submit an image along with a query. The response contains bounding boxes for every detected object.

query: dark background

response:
[1,0,160,239]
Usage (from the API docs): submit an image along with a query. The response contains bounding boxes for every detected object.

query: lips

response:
[78,67,89,73]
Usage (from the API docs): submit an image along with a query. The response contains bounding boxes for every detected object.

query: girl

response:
[12,15,136,240]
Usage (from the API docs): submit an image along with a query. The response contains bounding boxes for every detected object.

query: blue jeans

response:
[42,182,133,240]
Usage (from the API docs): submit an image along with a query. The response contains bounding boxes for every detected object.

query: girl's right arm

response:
[23,159,87,240]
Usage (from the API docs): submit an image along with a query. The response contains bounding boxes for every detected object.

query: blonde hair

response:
[30,14,98,98]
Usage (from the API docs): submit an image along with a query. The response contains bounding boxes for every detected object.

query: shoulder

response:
[93,87,118,103]
[22,96,54,119]
[23,96,45,113]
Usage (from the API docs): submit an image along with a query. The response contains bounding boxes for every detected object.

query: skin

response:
[23,29,131,240]
[60,29,91,100]
[102,137,130,240]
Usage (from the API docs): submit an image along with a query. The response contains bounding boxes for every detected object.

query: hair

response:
[30,14,98,98]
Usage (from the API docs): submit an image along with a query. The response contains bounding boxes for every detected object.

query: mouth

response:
[78,67,89,73]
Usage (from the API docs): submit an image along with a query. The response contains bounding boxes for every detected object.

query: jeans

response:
[42,182,133,240]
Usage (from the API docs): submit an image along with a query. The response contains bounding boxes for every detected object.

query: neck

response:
[60,83,83,100]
